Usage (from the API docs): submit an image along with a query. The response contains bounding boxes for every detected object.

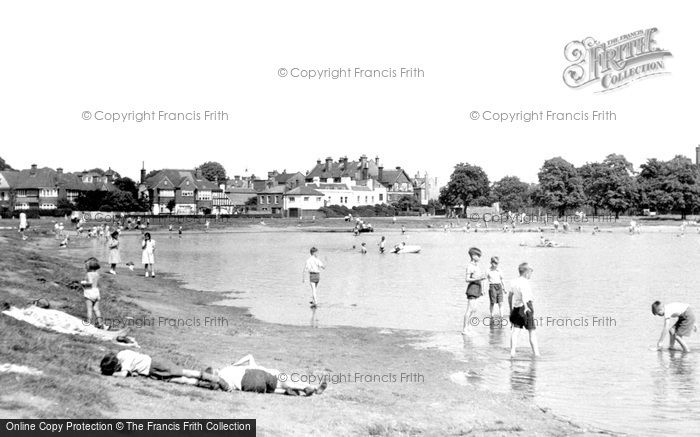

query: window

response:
[289,197,296,202]
[345,197,348,203]
[379,194,384,201]
[181,190,194,197]
[40,188,58,197]
[40,203,56,210]
[197,191,212,200]
[159,189,175,197]
[15,190,27,197]
[303,197,309,201]
[267,196,271,204]
[365,196,368,203]
[316,197,322,202]
[357,196,360,202]
[275,195,280,204]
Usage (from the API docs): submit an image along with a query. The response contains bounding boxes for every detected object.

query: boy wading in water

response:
[487,256,506,319]
[652,301,697,352]
[462,247,485,334]
[302,247,325,308]
[509,263,540,358]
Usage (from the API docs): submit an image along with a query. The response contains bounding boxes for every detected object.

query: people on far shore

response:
[508,262,540,358]
[178,226,183,238]
[302,247,325,308]
[205,220,210,233]
[108,231,120,275]
[142,232,156,278]
[462,247,485,335]
[81,257,105,329]
[360,242,367,254]
[652,301,697,352]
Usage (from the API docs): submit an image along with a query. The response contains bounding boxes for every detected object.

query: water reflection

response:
[310,307,318,328]
[510,359,537,399]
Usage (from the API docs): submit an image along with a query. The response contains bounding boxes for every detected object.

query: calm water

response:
[92,229,700,436]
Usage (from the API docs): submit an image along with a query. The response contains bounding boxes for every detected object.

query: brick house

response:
[139,167,224,215]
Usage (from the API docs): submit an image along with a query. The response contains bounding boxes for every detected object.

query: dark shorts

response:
[148,358,180,379]
[309,272,320,284]
[489,284,503,304]
[466,282,482,299]
[241,369,278,393]
[674,307,696,337]
[510,302,535,330]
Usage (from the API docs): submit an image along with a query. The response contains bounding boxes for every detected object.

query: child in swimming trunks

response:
[302,247,325,308]
[81,257,104,328]
[652,301,697,352]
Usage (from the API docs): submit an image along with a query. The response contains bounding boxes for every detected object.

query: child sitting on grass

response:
[81,257,105,329]
[652,301,697,352]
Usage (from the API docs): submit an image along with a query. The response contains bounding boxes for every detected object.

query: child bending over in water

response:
[652,301,697,352]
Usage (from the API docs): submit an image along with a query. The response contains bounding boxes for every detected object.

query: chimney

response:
[30,164,37,175]
[195,167,203,179]
[57,168,63,174]
[317,159,322,165]
[140,162,146,183]
[378,165,384,182]
[341,156,349,168]
[696,145,700,166]
[396,166,402,171]
[375,156,380,165]
[325,157,332,172]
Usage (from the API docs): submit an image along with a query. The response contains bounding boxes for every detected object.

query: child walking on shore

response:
[81,257,104,328]
[509,262,540,358]
[302,247,325,308]
[108,231,120,275]
[652,301,697,352]
[487,256,506,319]
[142,232,156,278]
[462,247,485,334]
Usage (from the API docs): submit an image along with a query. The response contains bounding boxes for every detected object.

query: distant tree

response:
[490,176,531,211]
[0,156,13,171]
[87,168,105,175]
[638,156,700,219]
[198,162,227,183]
[394,195,421,212]
[244,196,257,206]
[535,157,585,216]
[426,198,443,213]
[599,154,637,218]
[438,163,490,212]
[579,162,608,215]
[113,177,139,197]
[166,199,177,214]
[56,198,74,211]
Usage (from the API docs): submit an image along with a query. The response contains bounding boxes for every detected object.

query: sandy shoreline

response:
[0,229,615,435]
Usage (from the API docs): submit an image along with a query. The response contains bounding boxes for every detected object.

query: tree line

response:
[438,154,700,219]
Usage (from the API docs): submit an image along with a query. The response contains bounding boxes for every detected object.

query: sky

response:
[0,1,698,186]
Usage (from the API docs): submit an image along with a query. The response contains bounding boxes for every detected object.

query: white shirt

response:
[19,213,27,227]
[305,256,324,273]
[217,364,280,391]
[510,277,534,308]
[487,269,503,285]
[117,350,152,376]
[663,302,689,319]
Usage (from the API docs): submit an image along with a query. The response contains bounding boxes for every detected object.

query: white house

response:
[283,186,325,217]
[309,177,388,208]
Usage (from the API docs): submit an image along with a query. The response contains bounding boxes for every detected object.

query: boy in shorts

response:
[487,256,506,319]
[462,247,485,334]
[100,350,228,390]
[508,262,540,358]
[302,247,325,308]
[652,301,697,352]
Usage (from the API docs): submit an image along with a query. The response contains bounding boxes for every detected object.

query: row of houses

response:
[0,165,118,211]
[0,155,440,216]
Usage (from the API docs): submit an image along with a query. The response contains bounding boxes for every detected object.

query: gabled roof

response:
[379,169,412,186]
[259,185,287,194]
[285,186,324,196]
[144,169,221,191]
[0,168,116,192]
[274,171,304,184]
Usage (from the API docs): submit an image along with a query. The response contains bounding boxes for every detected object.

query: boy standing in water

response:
[652,301,697,352]
[509,263,540,358]
[302,247,325,308]
[487,256,506,319]
[378,236,386,254]
[462,247,485,334]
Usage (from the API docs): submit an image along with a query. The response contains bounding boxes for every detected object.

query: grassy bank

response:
[0,230,606,435]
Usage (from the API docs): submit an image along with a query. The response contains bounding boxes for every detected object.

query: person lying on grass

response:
[214,354,327,396]
[100,350,229,390]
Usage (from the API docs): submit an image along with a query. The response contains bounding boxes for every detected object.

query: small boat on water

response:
[393,244,421,254]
